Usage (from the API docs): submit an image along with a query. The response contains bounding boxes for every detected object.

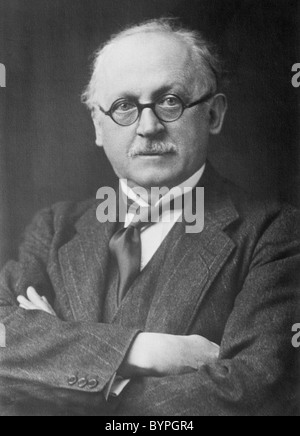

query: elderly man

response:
[0,19,299,416]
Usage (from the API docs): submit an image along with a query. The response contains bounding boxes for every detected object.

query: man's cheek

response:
[103,134,124,158]
[104,128,134,151]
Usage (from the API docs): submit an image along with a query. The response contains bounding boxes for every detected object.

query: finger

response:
[41,296,55,311]
[17,295,28,304]
[27,287,47,310]
[18,292,56,316]
[17,296,37,309]
[18,300,40,311]
[20,289,56,316]
[19,304,37,311]
[20,298,54,315]
[26,288,53,314]
[41,297,56,316]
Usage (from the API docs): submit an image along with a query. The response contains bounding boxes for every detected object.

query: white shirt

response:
[121,164,206,270]
[105,164,206,400]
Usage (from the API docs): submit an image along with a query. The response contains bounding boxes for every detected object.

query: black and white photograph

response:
[0,0,299,417]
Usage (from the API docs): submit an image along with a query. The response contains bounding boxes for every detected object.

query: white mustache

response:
[128,141,178,158]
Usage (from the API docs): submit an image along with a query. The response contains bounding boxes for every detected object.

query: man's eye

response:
[158,96,181,107]
[114,102,136,112]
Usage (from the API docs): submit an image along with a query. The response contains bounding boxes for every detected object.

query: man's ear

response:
[91,109,104,147]
[208,94,228,135]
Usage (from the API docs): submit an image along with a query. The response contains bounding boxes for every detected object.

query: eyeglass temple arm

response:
[98,105,110,116]
[185,91,215,109]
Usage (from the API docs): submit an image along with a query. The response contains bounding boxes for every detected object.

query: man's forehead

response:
[104,32,191,66]
[100,32,195,99]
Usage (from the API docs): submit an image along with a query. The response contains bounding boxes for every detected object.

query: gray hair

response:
[82,18,223,110]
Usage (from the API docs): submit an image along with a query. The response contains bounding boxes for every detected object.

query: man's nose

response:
[136,108,165,137]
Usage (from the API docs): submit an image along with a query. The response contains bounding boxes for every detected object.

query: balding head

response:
[96,32,199,108]
[82,18,222,110]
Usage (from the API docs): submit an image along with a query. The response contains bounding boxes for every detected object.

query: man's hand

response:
[119,332,220,379]
[17,287,56,316]
[17,289,219,380]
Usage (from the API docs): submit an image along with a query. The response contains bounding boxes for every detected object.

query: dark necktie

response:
[109,204,156,304]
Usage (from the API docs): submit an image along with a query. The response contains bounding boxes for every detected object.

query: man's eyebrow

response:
[115,84,191,101]
[152,84,190,98]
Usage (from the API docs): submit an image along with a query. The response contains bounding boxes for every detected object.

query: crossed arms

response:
[0,204,299,415]
[18,287,219,379]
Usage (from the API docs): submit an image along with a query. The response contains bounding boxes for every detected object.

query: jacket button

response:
[78,378,88,388]
[87,379,99,389]
[67,376,78,386]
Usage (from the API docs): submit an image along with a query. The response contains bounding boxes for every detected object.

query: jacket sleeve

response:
[0,206,140,396]
[116,206,300,416]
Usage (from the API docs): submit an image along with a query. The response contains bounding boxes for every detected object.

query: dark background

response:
[0,0,299,267]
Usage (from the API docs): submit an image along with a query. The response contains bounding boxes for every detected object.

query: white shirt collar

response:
[120,164,206,209]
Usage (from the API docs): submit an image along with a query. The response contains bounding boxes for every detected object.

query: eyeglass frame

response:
[97,90,215,127]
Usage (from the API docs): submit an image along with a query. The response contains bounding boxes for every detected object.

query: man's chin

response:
[126,169,181,190]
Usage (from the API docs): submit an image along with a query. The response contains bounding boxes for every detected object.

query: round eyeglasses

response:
[98,91,215,127]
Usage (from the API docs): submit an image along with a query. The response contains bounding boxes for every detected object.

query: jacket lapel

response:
[146,164,240,334]
[56,203,116,322]
[50,164,239,330]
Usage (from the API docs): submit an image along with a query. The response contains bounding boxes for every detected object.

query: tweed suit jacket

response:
[0,163,299,416]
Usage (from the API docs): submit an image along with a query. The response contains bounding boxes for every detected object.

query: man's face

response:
[93,33,219,190]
